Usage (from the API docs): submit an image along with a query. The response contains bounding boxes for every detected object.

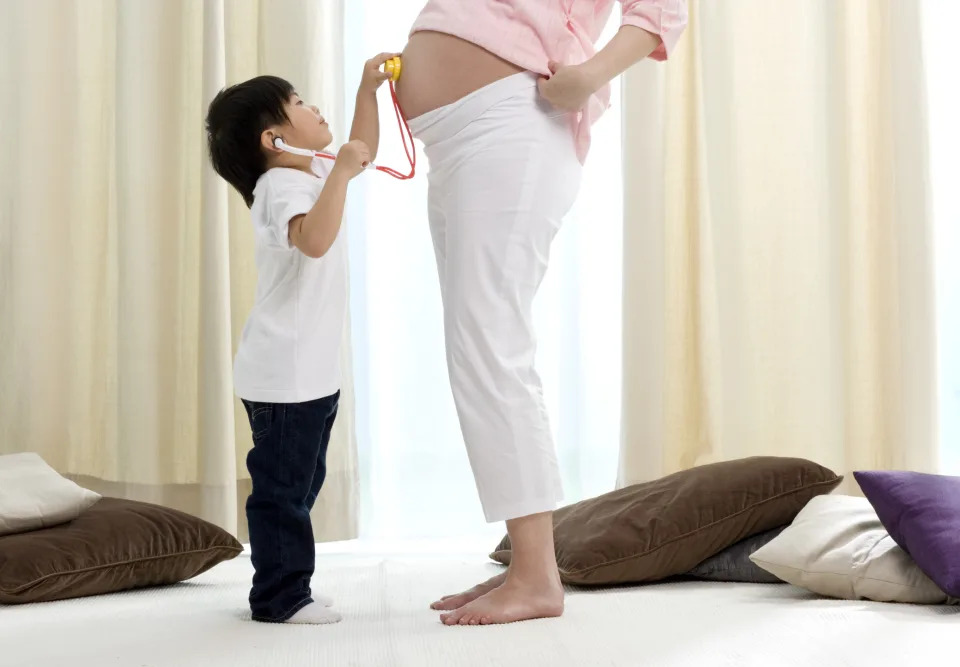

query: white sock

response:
[314,592,334,607]
[285,601,342,625]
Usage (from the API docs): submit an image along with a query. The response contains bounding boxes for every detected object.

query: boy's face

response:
[275,93,333,152]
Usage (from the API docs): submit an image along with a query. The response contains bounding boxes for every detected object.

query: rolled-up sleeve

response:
[620,0,688,61]
[258,174,321,250]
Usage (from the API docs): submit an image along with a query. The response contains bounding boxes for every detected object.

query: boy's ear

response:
[262,130,282,154]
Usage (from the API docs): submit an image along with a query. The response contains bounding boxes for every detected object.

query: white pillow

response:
[0,453,101,536]
[750,494,948,604]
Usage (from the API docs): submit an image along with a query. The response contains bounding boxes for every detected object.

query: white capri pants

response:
[409,73,582,522]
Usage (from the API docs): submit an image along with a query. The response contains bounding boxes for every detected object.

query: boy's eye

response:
[296,100,304,106]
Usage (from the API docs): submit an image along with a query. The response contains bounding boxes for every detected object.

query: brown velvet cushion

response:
[490,456,842,586]
[0,497,242,604]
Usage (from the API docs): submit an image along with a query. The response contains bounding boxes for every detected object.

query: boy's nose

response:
[310,105,320,116]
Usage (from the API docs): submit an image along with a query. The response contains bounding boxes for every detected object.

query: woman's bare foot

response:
[439,511,564,625]
[430,571,507,611]
[439,575,563,625]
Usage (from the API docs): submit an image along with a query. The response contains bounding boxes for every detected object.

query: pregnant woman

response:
[397,1,687,626]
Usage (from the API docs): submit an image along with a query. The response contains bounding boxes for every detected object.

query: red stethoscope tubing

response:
[315,80,415,180]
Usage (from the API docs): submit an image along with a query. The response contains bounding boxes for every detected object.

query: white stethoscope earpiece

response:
[273,136,380,170]
[273,136,318,158]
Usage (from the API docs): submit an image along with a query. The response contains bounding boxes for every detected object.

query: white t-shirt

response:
[233,158,346,403]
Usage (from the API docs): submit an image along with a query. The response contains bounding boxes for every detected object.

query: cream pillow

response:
[750,494,948,604]
[0,453,101,536]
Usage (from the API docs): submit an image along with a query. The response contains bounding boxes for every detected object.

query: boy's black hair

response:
[205,75,295,207]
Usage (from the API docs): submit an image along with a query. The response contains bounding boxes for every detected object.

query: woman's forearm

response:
[538,25,664,112]
[582,25,663,88]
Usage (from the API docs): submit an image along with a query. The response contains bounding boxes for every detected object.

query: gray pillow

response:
[687,527,786,583]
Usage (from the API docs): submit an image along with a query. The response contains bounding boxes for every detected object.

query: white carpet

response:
[1,540,956,667]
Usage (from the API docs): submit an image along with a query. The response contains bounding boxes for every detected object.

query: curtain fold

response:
[619,0,937,490]
[0,0,357,541]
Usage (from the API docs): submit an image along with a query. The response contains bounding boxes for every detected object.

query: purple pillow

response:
[854,470,960,597]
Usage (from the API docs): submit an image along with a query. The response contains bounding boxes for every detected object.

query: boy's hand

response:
[332,139,371,179]
[359,52,399,96]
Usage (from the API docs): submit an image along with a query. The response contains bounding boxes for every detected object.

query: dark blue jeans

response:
[241,392,339,622]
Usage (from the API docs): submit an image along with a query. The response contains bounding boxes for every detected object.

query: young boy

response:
[205,53,395,624]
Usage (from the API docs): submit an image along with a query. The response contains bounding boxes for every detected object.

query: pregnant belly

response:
[396,31,525,120]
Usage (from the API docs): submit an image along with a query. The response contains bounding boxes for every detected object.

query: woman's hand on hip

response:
[537,61,600,112]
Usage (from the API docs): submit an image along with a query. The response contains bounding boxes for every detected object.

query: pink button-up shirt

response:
[411,0,687,162]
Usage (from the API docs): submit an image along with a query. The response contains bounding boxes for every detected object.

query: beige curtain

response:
[619,0,937,492]
[0,0,358,541]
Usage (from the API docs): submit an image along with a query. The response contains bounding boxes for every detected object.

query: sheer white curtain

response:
[619,0,938,487]
[924,0,960,474]
[343,3,624,538]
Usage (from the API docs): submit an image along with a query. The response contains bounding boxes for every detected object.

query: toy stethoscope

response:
[273,56,415,180]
